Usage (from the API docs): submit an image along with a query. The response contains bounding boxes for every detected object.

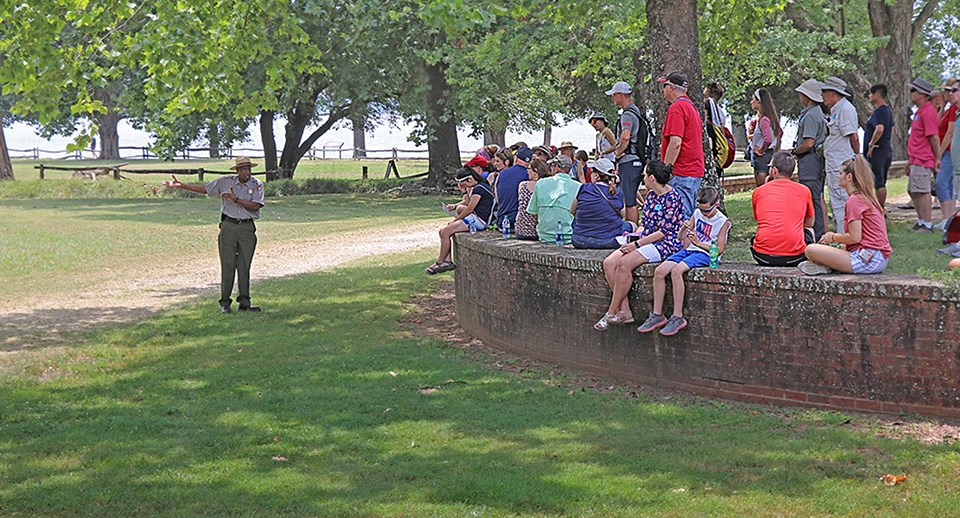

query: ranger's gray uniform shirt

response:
[205,175,265,220]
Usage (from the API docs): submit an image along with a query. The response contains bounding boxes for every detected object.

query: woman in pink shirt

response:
[800,156,892,275]
[750,88,783,187]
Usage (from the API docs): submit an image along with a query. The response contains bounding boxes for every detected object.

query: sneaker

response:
[911,223,933,233]
[798,260,834,276]
[636,312,667,333]
[659,316,687,336]
[937,243,960,255]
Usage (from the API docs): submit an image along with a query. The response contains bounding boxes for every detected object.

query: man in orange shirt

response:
[751,151,815,266]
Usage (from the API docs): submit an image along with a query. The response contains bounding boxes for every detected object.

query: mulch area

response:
[405,280,960,445]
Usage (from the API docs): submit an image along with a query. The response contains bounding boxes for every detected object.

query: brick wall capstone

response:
[453,233,960,418]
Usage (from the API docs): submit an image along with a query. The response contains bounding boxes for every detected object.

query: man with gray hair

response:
[820,77,859,232]
[751,151,815,267]
[792,79,827,239]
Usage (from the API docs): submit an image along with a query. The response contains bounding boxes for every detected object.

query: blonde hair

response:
[842,155,881,211]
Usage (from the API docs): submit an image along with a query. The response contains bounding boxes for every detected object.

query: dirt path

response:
[0,219,444,352]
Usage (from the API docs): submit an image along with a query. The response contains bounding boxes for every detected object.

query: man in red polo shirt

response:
[751,151,815,266]
[657,71,705,219]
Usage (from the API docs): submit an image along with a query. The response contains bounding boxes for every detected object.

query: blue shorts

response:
[936,150,954,201]
[618,160,644,207]
[850,248,888,274]
[462,214,488,230]
[665,248,711,269]
[668,175,703,220]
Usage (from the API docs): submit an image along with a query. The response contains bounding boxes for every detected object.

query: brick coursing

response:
[453,233,960,418]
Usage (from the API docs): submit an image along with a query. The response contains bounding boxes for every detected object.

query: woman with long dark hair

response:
[750,88,783,187]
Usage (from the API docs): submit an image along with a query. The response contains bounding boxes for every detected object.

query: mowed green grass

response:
[0,194,445,302]
[3,252,960,516]
[10,158,431,181]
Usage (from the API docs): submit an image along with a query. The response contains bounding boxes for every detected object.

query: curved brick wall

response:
[453,233,960,418]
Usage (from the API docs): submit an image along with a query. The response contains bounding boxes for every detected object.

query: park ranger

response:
[165,157,265,313]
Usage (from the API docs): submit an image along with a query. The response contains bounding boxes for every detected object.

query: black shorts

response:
[869,150,892,189]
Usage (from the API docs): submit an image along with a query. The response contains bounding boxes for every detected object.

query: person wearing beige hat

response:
[792,79,828,239]
[165,156,265,313]
[558,141,584,182]
[907,77,941,231]
[820,76,860,233]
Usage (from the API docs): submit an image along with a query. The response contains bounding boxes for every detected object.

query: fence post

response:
[198,168,204,182]
[143,147,148,159]
[34,148,39,159]
[39,165,45,179]
[362,166,368,179]
[392,148,398,160]
[112,167,120,180]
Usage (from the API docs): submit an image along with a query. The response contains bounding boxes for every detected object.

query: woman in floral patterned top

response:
[595,159,685,331]
[516,158,547,240]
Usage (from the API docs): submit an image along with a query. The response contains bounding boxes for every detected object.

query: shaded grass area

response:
[2,252,960,516]
[0,194,445,301]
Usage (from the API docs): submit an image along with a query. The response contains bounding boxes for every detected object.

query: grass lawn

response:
[3,251,960,516]
[0,194,445,304]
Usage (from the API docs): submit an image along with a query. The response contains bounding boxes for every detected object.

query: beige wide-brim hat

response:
[230,156,258,170]
[795,79,823,103]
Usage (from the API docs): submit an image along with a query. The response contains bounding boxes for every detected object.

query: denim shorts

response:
[850,248,888,274]
[462,213,488,230]
[936,150,954,201]
[665,248,711,268]
[668,175,703,220]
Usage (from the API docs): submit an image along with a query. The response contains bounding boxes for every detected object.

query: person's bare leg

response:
[437,221,467,263]
[607,252,647,315]
[804,244,854,273]
[625,205,639,226]
[876,187,887,210]
[911,191,932,224]
[652,262,675,315]
[669,262,692,317]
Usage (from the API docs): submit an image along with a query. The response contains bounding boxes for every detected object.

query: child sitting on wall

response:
[637,187,731,336]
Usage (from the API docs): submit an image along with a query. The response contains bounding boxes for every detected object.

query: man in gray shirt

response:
[607,81,645,226]
[820,77,860,232]
[166,157,266,313]
[792,79,827,239]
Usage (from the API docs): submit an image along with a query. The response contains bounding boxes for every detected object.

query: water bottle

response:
[555,221,564,246]
[709,239,719,269]
[502,218,511,239]
[469,220,476,234]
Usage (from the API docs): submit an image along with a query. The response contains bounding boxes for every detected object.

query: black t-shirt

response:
[473,183,495,223]
[864,104,894,154]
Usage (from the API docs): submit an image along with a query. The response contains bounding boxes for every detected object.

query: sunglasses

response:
[949,88,959,93]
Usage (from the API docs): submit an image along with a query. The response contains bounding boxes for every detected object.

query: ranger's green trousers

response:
[218,220,257,307]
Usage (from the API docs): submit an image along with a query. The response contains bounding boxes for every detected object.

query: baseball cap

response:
[464,155,488,168]
[657,72,689,88]
[515,146,533,162]
[586,158,615,174]
[605,81,632,96]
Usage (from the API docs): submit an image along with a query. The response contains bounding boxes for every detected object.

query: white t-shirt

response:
[686,208,730,253]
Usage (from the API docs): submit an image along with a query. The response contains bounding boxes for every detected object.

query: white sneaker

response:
[798,260,834,276]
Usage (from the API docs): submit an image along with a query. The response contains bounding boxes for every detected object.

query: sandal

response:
[594,313,615,331]
[609,310,634,325]
[425,262,442,275]
[426,261,456,275]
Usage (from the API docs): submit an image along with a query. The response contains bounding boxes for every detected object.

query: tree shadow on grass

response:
[0,259,954,515]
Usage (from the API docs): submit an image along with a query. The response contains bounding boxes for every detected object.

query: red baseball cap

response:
[464,155,489,168]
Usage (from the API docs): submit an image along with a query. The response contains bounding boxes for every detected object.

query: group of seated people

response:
[428,143,903,336]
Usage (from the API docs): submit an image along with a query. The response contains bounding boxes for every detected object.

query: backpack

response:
[706,99,736,169]
[617,104,657,164]
[945,212,960,244]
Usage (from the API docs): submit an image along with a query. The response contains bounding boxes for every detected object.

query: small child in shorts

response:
[637,187,731,336]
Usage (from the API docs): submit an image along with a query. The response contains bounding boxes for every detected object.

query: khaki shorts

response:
[908,164,933,193]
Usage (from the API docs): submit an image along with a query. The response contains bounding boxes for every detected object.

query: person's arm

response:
[576,163,587,183]
[219,189,263,211]
[663,136,682,165]
[570,196,578,216]
[616,128,630,159]
[636,230,664,246]
[601,128,617,156]
[164,175,207,194]
[526,185,540,215]
[755,117,773,155]
[929,134,942,169]
[821,219,862,246]
[716,220,732,254]
[943,119,956,149]
[794,137,815,155]
[866,123,885,158]
[848,132,860,155]
[452,192,480,222]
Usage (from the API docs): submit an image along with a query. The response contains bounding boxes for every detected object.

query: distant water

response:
[5,114,800,160]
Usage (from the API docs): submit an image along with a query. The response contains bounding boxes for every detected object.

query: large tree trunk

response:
[259,110,278,180]
[424,60,461,188]
[0,123,13,180]
[97,109,121,160]
[207,123,221,159]
[351,111,366,158]
[542,116,552,146]
[645,0,722,203]
[483,125,506,148]
[868,0,937,161]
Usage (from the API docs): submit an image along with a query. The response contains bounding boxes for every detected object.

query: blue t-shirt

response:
[864,104,894,155]
[573,183,624,241]
[495,164,529,227]
[472,182,495,223]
